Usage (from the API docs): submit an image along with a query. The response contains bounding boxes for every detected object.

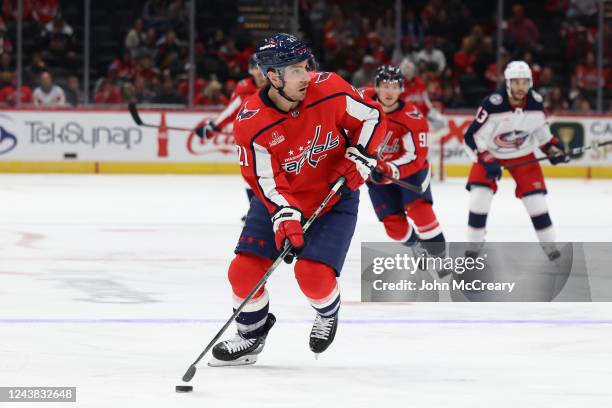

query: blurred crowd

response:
[0,0,610,113]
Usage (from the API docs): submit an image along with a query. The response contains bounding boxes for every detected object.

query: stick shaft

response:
[504,140,612,170]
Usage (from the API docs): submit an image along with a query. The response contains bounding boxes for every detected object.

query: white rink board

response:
[0,110,611,168]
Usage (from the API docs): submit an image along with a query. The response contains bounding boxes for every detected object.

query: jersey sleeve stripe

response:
[345,95,380,150]
[253,141,290,208]
[213,95,243,127]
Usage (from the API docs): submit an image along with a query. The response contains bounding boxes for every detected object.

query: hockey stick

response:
[128,102,196,132]
[181,176,346,383]
[380,173,425,193]
[504,140,612,170]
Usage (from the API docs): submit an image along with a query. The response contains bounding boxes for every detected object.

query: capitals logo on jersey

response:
[281,125,340,174]
[237,104,259,121]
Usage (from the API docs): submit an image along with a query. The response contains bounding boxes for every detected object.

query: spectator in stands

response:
[544,86,569,113]
[2,0,32,21]
[40,15,76,64]
[25,52,48,85]
[133,74,155,103]
[33,71,65,107]
[166,0,188,35]
[505,4,541,53]
[415,36,446,73]
[536,66,555,99]
[64,75,81,106]
[576,51,606,91]
[402,8,424,49]
[0,18,13,56]
[560,16,593,61]
[452,36,476,80]
[194,78,228,105]
[575,95,592,113]
[31,0,59,24]
[566,0,598,25]
[125,18,146,57]
[0,53,14,88]
[152,75,184,104]
[137,27,158,60]
[143,0,170,31]
[108,49,137,82]
[136,55,159,81]
[0,72,33,105]
[94,78,122,104]
[351,55,377,88]
[155,29,185,71]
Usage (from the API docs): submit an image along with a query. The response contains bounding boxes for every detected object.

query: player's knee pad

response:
[294,259,337,300]
[405,199,442,240]
[382,214,411,241]
[521,193,549,216]
[522,194,554,240]
[469,186,494,214]
[228,253,273,299]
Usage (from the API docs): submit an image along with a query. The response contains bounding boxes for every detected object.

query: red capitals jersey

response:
[400,76,433,117]
[233,72,386,217]
[364,89,430,178]
[213,77,259,130]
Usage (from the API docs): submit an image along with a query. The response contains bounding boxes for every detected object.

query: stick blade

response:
[128,102,144,125]
[182,365,197,382]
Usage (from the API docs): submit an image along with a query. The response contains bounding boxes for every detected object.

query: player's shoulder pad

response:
[310,71,361,97]
[525,89,545,111]
[235,77,257,95]
[479,90,508,114]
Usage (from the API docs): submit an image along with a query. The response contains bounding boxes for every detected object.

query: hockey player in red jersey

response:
[195,55,266,139]
[463,61,569,260]
[398,59,446,131]
[209,33,385,366]
[195,55,266,208]
[365,65,446,261]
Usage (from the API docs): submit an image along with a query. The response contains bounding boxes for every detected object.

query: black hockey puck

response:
[176,385,193,393]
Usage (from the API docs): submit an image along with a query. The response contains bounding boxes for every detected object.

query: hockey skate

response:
[310,312,338,358]
[541,243,561,261]
[406,241,450,279]
[208,313,276,367]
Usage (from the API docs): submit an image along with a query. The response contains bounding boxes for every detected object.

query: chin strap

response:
[270,68,299,103]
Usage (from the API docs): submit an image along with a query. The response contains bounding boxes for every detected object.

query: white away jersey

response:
[463,89,553,160]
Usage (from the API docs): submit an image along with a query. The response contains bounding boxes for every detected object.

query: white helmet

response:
[504,60,532,97]
[399,58,416,80]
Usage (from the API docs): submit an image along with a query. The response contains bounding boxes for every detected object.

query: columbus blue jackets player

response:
[208,34,385,366]
[463,61,569,259]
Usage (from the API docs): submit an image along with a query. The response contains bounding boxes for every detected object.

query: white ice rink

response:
[1,174,612,407]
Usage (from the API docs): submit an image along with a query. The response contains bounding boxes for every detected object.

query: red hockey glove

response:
[540,136,570,165]
[370,161,400,185]
[477,151,502,180]
[271,206,304,250]
[328,146,377,192]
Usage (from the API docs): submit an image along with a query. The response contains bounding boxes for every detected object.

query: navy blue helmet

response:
[374,65,403,88]
[254,33,315,75]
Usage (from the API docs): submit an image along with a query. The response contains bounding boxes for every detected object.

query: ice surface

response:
[1,175,611,407]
